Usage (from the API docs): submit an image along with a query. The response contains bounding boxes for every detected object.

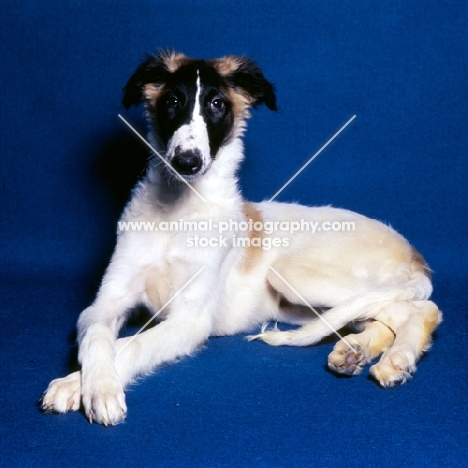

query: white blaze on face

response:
[167,70,211,168]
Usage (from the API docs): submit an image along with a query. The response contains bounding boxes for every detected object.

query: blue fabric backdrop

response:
[1,1,467,466]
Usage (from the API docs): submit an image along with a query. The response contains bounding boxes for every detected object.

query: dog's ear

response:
[215,57,277,111]
[122,51,190,109]
[122,55,168,109]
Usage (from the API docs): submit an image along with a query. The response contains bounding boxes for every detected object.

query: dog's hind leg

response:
[250,250,436,353]
[327,320,395,376]
[370,300,442,387]
[250,259,391,347]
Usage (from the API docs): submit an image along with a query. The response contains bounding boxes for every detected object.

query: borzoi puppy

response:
[41,51,442,425]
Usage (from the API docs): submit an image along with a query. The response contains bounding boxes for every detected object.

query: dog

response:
[41,51,442,425]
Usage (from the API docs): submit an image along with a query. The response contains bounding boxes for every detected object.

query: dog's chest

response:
[121,230,190,308]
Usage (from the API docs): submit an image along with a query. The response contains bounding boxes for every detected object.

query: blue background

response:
[1,1,467,466]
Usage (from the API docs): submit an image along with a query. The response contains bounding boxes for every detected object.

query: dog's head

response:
[123,51,276,181]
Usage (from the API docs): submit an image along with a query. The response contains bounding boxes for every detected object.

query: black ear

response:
[226,58,277,111]
[122,54,169,110]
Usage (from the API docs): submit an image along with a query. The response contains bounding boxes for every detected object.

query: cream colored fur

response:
[41,54,441,426]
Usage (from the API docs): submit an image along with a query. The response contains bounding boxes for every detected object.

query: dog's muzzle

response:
[171,148,203,176]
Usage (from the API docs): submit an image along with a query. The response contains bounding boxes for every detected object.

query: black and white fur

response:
[41,51,442,425]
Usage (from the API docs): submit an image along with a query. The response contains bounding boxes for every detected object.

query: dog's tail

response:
[249,271,432,347]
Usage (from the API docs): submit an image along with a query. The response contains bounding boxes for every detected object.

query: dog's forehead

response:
[167,60,225,91]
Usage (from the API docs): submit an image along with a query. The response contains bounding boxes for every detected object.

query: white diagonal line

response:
[269,115,356,202]
[117,266,206,355]
[118,114,207,202]
[268,266,358,352]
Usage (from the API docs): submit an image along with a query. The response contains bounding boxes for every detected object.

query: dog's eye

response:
[210,98,225,112]
[165,95,179,108]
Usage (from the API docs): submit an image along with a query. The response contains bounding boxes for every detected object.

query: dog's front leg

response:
[113,301,213,385]
[42,268,215,425]
[115,262,219,381]
[85,274,214,425]
[78,304,132,425]
[41,257,143,425]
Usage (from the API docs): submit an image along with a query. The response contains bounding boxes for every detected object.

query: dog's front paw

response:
[41,371,82,413]
[81,370,127,426]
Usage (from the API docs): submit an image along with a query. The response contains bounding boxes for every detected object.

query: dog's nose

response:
[171,150,203,175]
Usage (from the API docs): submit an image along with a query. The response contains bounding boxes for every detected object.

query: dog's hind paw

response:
[328,343,368,376]
[41,371,82,413]
[370,348,416,388]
